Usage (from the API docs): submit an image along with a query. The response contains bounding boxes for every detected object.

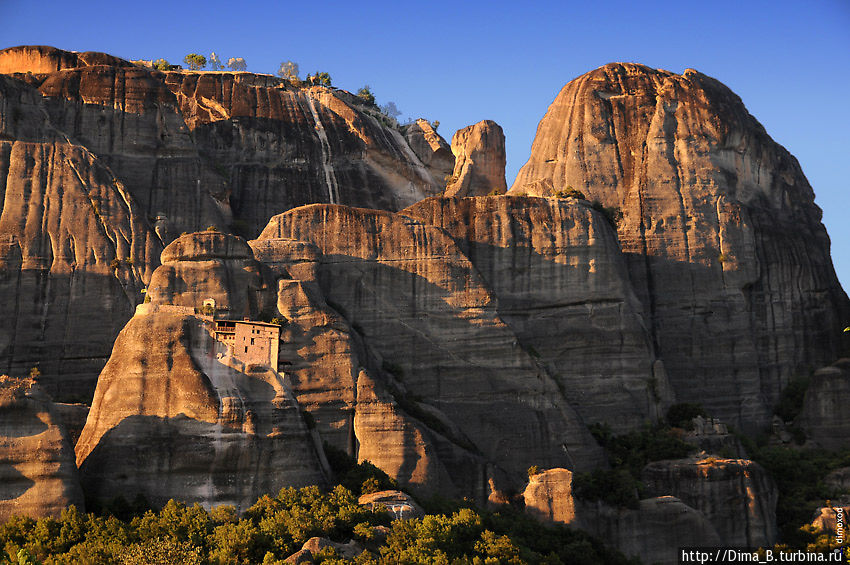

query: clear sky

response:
[3,0,849,289]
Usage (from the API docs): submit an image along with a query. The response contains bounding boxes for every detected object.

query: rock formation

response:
[405,196,670,431]
[512,62,850,431]
[256,204,605,491]
[642,457,778,547]
[0,376,84,519]
[404,119,454,187]
[522,468,577,525]
[147,231,275,319]
[799,359,850,450]
[579,496,722,565]
[75,234,327,509]
[445,120,507,197]
[0,45,447,399]
[0,73,161,401]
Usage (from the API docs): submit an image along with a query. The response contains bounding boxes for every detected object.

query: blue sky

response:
[3,0,849,289]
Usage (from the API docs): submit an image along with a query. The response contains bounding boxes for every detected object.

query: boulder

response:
[358,489,424,520]
[446,120,507,197]
[301,537,363,560]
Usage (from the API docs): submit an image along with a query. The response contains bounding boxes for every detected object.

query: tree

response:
[277,60,299,81]
[209,52,222,71]
[227,57,247,71]
[306,71,332,87]
[183,53,207,71]
[356,85,376,106]
[432,120,440,131]
[380,101,401,121]
[152,59,172,71]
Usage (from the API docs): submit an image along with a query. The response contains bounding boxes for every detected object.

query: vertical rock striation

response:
[446,120,507,197]
[256,204,605,489]
[512,63,849,431]
[404,196,669,431]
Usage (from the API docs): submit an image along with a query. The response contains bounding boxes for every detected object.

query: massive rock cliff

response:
[0,377,84,519]
[512,63,850,431]
[0,45,450,399]
[76,301,326,509]
[404,196,669,432]
[445,120,506,197]
[0,73,161,401]
[256,204,605,489]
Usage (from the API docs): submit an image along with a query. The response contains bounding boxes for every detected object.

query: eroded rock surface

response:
[256,204,604,489]
[642,457,778,547]
[0,74,161,401]
[405,196,669,431]
[75,305,326,510]
[446,120,506,197]
[404,119,454,188]
[799,359,850,450]
[522,468,577,525]
[512,63,850,431]
[0,377,84,519]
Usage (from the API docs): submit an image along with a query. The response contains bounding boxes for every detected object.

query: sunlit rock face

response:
[75,306,326,511]
[256,204,605,492]
[404,196,670,432]
[642,457,778,547]
[404,118,454,189]
[513,62,850,431]
[445,120,507,197]
[0,45,448,399]
[0,378,84,520]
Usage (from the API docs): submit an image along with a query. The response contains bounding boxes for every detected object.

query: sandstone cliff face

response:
[0,45,131,75]
[0,378,84,519]
[799,359,850,450]
[512,63,850,431]
[75,304,326,510]
[148,231,275,319]
[0,74,161,401]
[522,468,577,525]
[445,120,506,197]
[0,46,448,397]
[404,196,669,431]
[256,204,605,486]
[642,457,778,547]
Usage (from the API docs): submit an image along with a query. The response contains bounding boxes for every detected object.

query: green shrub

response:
[774,375,810,423]
[573,469,643,509]
[553,186,586,200]
[591,200,623,229]
[666,402,708,430]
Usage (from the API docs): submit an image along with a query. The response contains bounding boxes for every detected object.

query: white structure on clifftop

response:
[213,320,280,371]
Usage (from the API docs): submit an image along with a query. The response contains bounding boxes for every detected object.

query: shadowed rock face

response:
[0,74,162,401]
[446,120,506,197]
[799,359,850,450]
[0,378,84,519]
[257,204,605,486]
[75,306,326,510]
[512,63,850,431]
[642,457,778,547]
[404,196,670,432]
